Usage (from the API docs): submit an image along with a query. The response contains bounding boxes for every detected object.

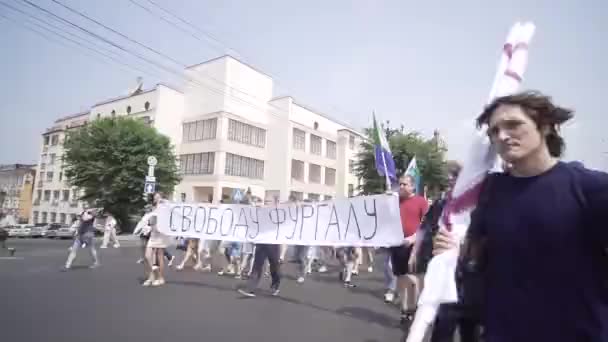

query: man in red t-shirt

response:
[390,174,428,325]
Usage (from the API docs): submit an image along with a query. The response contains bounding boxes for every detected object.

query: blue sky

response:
[1,0,606,169]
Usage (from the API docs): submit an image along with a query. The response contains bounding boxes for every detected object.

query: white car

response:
[5,226,19,237]
[16,225,33,238]
[57,226,77,239]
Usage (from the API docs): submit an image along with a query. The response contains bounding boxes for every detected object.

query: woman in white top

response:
[142,192,171,287]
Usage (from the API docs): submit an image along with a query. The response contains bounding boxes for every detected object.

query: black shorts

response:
[390,244,413,276]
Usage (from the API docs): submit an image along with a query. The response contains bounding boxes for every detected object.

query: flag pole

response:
[380,149,392,192]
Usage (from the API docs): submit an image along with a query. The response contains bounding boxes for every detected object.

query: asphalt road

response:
[0,238,407,342]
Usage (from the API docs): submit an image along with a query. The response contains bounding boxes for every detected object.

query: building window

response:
[308,193,320,201]
[349,159,355,173]
[51,135,59,146]
[325,168,336,186]
[41,212,47,223]
[180,193,186,202]
[349,135,356,149]
[126,106,131,114]
[59,172,63,181]
[33,211,39,223]
[36,190,42,201]
[291,160,304,181]
[59,213,66,224]
[293,128,305,150]
[313,122,319,130]
[53,190,60,201]
[182,118,217,142]
[225,153,264,179]
[290,191,304,201]
[326,140,336,159]
[228,119,266,148]
[348,184,354,197]
[72,189,79,202]
[46,172,54,182]
[144,101,150,111]
[310,135,322,155]
[309,164,321,183]
[50,212,57,223]
[49,153,56,165]
[324,195,333,201]
[44,190,51,201]
[43,136,50,145]
[179,152,215,175]
[62,190,70,201]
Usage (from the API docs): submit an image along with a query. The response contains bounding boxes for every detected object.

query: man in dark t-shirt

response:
[433,91,608,342]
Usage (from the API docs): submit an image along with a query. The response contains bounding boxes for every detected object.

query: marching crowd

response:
[59,91,608,342]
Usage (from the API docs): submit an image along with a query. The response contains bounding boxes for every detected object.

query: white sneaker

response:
[367,266,374,273]
[271,288,280,296]
[238,288,256,297]
[297,276,305,283]
[152,265,159,271]
[168,256,175,267]
[176,265,184,271]
[384,292,395,303]
[136,258,144,264]
[142,279,153,287]
[152,279,164,287]
[100,245,107,249]
[201,265,212,272]
[113,244,120,248]
[318,265,328,273]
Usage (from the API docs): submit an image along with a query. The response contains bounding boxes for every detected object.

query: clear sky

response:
[1,0,606,169]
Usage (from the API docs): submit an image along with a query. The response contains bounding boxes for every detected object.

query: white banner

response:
[155,194,404,247]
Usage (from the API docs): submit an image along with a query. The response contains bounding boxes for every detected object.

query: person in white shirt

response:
[100,213,120,249]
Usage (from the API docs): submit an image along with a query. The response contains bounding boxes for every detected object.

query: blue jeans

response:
[384,249,396,291]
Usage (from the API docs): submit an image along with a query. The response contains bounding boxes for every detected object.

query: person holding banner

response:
[391,174,428,325]
[435,92,608,342]
[142,192,171,287]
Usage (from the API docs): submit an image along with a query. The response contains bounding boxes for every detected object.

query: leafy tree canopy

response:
[354,122,449,198]
[63,117,180,230]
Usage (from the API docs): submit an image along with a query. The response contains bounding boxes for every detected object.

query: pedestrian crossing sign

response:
[144,182,156,194]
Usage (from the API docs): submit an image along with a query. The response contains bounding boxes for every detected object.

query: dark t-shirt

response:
[479,161,608,342]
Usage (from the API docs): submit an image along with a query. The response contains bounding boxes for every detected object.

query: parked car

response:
[44,223,64,238]
[16,225,33,238]
[6,226,18,237]
[30,225,46,238]
[57,225,77,239]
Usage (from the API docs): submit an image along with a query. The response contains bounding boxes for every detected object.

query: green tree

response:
[355,122,448,198]
[63,117,180,231]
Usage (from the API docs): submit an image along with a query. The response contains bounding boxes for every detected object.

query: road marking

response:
[0,256,24,260]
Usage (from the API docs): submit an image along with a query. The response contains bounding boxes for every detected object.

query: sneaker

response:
[237,288,256,297]
[400,310,415,326]
[384,291,395,303]
[176,265,184,271]
[61,266,71,272]
[152,265,159,271]
[217,269,225,276]
[89,263,100,269]
[100,245,108,249]
[343,281,356,288]
[136,258,144,264]
[168,256,175,267]
[297,276,305,284]
[201,265,212,272]
[142,279,153,287]
[235,274,242,280]
[271,288,280,296]
[152,279,164,287]
[352,270,359,276]
[318,265,328,273]
[367,266,374,273]
[113,244,120,248]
